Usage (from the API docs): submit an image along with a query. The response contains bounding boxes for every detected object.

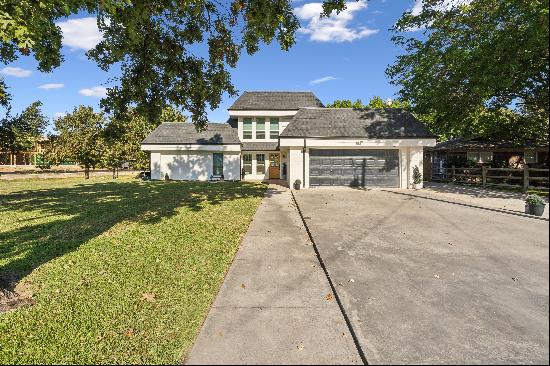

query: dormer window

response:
[256,118,265,139]
[243,118,252,139]
[270,118,279,139]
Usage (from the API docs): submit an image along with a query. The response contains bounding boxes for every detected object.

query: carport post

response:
[482,166,488,187]
[523,167,529,192]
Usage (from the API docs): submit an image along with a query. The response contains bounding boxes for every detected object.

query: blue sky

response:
[0,0,421,132]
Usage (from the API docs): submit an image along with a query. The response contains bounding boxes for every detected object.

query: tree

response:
[0,101,48,164]
[387,0,549,142]
[102,109,154,177]
[326,96,411,109]
[2,0,354,129]
[47,106,105,179]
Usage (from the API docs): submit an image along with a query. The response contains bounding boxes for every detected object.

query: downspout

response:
[302,138,306,188]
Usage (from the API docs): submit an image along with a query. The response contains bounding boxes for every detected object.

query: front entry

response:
[269,153,280,179]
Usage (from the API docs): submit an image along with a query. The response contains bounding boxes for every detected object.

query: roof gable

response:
[142,123,240,145]
[228,91,324,111]
[280,108,435,139]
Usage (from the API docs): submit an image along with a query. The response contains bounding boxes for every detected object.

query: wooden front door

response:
[269,153,280,179]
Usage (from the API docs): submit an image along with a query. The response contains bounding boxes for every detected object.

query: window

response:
[243,118,252,140]
[524,150,537,164]
[243,154,252,174]
[270,118,279,139]
[467,151,493,163]
[256,118,265,139]
[256,153,265,174]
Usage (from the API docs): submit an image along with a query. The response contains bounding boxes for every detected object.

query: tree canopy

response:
[326,96,410,109]
[1,0,348,128]
[0,101,48,157]
[387,0,549,142]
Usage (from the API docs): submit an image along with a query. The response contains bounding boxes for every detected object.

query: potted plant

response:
[525,194,546,216]
[293,179,301,190]
[412,165,422,189]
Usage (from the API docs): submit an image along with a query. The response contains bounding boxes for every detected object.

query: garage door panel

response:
[309,149,399,187]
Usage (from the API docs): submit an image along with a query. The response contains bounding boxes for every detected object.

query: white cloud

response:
[57,17,103,51]
[39,83,64,90]
[54,112,67,119]
[310,76,339,85]
[294,1,379,42]
[78,86,108,98]
[0,67,32,77]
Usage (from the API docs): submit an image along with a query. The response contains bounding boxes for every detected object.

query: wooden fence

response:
[432,166,549,192]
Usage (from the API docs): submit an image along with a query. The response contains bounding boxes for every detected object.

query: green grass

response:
[0,176,265,364]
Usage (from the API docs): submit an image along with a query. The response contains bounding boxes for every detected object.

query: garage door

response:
[309,149,399,187]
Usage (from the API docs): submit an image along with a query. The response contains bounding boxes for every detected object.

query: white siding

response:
[152,151,240,181]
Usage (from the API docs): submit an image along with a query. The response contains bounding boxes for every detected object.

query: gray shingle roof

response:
[228,91,324,110]
[241,142,279,151]
[141,123,240,145]
[280,108,436,139]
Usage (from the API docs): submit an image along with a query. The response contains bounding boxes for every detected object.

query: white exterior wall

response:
[288,147,305,188]
[149,151,239,181]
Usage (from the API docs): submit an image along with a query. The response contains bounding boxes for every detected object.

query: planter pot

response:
[293,180,301,190]
[526,203,546,216]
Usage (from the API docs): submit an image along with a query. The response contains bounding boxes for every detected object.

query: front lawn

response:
[0,177,265,364]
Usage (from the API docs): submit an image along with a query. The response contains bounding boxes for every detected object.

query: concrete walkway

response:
[184,186,361,364]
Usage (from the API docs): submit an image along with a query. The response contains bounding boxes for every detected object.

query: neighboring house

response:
[0,137,47,166]
[141,91,437,189]
[426,137,549,179]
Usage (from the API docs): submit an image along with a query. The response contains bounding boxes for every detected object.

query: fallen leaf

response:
[434,274,440,279]
[141,292,156,302]
[348,278,355,283]
[512,277,519,282]
[124,328,134,337]
[297,342,304,351]
[240,283,246,289]
[325,293,334,301]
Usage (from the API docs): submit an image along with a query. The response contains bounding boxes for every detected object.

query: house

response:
[426,137,549,180]
[141,91,437,188]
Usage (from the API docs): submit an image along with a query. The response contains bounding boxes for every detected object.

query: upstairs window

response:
[270,118,279,139]
[243,118,252,139]
[256,118,265,139]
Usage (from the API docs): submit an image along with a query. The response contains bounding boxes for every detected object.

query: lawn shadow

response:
[0,179,271,298]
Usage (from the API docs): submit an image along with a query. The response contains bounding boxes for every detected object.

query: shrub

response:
[526,194,545,206]
[412,165,422,185]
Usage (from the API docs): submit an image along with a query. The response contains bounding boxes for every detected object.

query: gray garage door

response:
[309,149,399,187]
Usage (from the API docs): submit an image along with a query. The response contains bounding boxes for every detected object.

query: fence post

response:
[451,165,455,182]
[482,166,488,187]
[523,167,529,193]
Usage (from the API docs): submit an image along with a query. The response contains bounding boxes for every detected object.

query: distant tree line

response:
[326,96,410,109]
[0,101,187,178]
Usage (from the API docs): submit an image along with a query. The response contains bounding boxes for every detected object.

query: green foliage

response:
[46,106,106,178]
[0,0,313,129]
[0,101,48,155]
[526,194,545,206]
[0,177,265,364]
[326,96,411,109]
[326,99,365,108]
[158,105,188,124]
[387,0,549,142]
[412,165,422,185]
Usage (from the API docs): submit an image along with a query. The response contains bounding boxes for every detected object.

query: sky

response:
[0,0,423,132]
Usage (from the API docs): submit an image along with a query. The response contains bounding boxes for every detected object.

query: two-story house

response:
[141,91,437,189]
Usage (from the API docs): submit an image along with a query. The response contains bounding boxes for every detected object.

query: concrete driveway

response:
[294,188,549,364]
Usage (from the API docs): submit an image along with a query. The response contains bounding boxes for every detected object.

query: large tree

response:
[387,0,549,141]
[1,0,345,129]
[47,106,105,178]
[0,101,48,164]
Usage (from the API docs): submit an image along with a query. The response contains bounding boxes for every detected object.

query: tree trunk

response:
[85,166,90,179]
[112,168,116,179]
